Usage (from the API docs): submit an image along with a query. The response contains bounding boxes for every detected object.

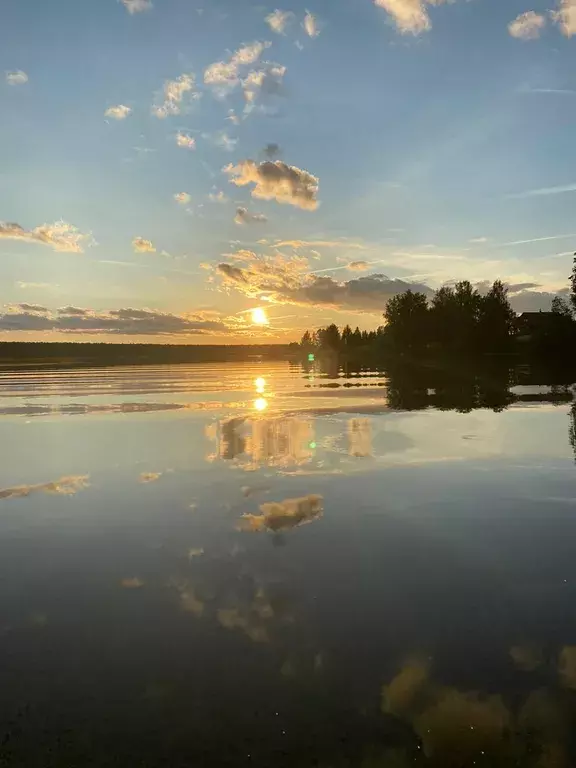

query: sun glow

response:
[254,397,268,412]
[251,307,268,325]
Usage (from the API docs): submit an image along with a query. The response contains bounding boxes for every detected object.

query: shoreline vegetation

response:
[299,262,576,365]
[2,260,576,372]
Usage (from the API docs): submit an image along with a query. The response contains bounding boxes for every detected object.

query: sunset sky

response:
[2,0,576,343]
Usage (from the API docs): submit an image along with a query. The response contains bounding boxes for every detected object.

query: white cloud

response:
[132,237,156,253]
[266,9,293,34]
[469,237,488,244]
[505,183,576,199]
[105,104,132,120]
[121,0,152,13]
[508,11,546,40]
[152,73,198,118]
[303,10,320,37]
[224,159,319,210]
[373,0,451,35]
[0,220,92,253]
[551,0,576,36]
[174,192,191,205]
[242,64,286,108]
[6,70,28,86]
[175,132,196,150]
[204,41,270,97]
[208,190,229,203]
[234,207,268,225]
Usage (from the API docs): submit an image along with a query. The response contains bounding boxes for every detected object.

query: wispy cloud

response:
[505,183,576,199]
[175,131,196,150]
[105,104,132,120]
[6,70,28,86]
[174,192,191,205]
[121,0,152,14]
[266,9,293,34]
[234,207,268,225]
[208,190,228,203]
[0,475,89,501]
[496,233,576,246]
[132,237,156,253]
[508,11,546,40]
[203,131,237,152]
[303,10,320,37]
[204,42,270,97]
[152,73,198,118]
[0,220,92,253]
[224,159,319,210]
[469,237,488,244]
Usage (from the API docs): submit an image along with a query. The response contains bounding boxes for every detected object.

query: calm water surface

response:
[2,361,576,767]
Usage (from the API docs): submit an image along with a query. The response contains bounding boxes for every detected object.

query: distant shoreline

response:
[0,341,298,371]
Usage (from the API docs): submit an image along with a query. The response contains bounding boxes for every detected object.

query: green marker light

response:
[309,441,317,449]
[308,353,315,362]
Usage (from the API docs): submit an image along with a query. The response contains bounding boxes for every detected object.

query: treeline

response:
[0,342,296,370]
[300,263,576,357]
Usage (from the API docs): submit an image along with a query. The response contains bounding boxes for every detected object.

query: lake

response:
[1,360,576,767]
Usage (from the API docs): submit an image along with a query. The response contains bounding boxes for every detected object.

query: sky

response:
[2,0,576,343]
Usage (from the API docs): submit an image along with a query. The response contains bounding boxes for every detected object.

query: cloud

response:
[266,9,293,34]
[6,70,28,86]
[203,131,237,151]
[152,73,198,118]
[551,0,576,36]
[105,104,132,120]
[234,207,268,225]
[303,10,320,37]
[204,42,270,97]
[240,494,323,532]
[0,475,89,501]
[208,190,228,203]
[132,236,156,253]
[140,471,161,483]
[58,306,87,315]
[224,159,319,210]
[15,303,49,313]
[0,220,92,253]
[506,182,576,199]
[263,143,281,159]
[242,64,286,108]
[174,192,191,205]
[215,250,434,313]
[175,131,196,150]
[121,0,152,13]
[347,261,369,271]
[0,306,236,336]
[497,233,576,246]
[272,238,368,250]
[373,0,451,35]
[469,236,488,244]
[508,11,546,39]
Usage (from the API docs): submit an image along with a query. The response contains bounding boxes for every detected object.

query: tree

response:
[570,255,576,317]
[316,323,341,352]
[477,280,516,351]
[383,290,430,350]
[552,296,572,318]
[300,330,315,351]
[341,325,353,349]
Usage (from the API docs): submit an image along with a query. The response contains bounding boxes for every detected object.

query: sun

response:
[251,307,268,326]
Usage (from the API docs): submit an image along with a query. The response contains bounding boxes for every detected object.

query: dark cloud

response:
[15,303,49,313]
[0,306,236,336]
[234,207,268,225]
[217,254,433,313]
[263,143,281,159]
